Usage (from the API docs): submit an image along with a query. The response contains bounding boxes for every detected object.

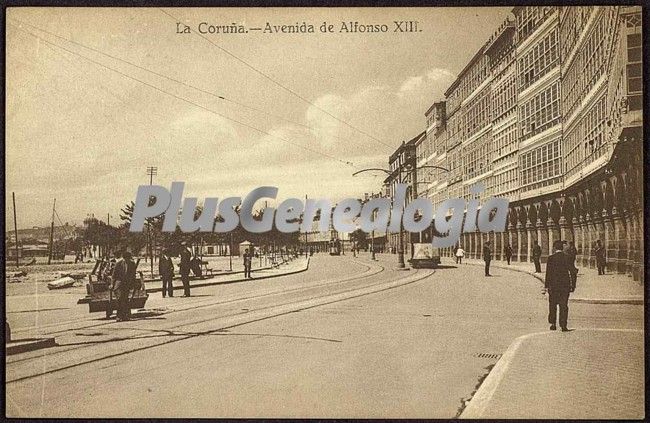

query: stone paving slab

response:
[446,257,643,304]
[461,329,644,419]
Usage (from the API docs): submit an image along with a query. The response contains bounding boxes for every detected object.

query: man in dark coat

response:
[159,249,175,297]
[532,241,542,273]
[544,240,576,331]
[111,250,136,321]
[483,241,492,277]
[565,241,578,285]
[243,248,253,279]
[504,243,513,265]
[179,242,192,297]
[594,240,606,275]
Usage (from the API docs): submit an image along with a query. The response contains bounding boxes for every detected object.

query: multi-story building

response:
[385,132,422,256]
[414,6,643,280]
[420,101,448,211]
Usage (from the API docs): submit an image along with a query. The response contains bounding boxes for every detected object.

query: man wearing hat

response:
[111,250,136,321]
[179,242,192,297]
[544,240,576,331]
[159,249,175,297]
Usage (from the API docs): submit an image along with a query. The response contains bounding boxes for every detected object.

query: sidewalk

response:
[461,329,644,419]
[142,256,308,294]
[445,257,644,304]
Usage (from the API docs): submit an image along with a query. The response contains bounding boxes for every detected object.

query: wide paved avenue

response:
[6,253,642,418]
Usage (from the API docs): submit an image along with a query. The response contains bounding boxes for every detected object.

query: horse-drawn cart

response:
[77,258,149,319]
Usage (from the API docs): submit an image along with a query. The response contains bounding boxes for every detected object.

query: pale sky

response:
[6,7,511,229]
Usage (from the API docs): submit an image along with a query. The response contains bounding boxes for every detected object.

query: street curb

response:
[570,297,643,305]
[460,329,644,419]
[6,337,56,355]
[144,258,310,294]
[450,259,544,283]
[451,259,642,305]
[459,331,541,419]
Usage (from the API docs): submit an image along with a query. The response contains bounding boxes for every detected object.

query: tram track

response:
[6,257,380,366]
[11,256,372,337]
[7,263,435,384]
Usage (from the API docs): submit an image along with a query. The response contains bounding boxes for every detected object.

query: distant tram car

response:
[329,239,342,256]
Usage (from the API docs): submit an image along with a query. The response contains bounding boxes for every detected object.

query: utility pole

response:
[146,166,157,278]
[48,198,56,265]
[12,192,19,267]
[304,194,308,258]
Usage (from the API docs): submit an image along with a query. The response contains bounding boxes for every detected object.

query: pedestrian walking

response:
[111,250,136,322]
[565,241,578,286]
[504,243,513,265]
[483,241,492,276]
[243,248,253,279]
[159,249,175,298]
[179,242,192,297]
[455,246,465,264]
[544,240,576,331]
[532,241,542,273]
[594,240,606,275]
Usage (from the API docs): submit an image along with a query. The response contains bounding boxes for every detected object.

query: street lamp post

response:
[146,166,157,278]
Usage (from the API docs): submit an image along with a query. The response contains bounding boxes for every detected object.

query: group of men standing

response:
[158,242,194,298]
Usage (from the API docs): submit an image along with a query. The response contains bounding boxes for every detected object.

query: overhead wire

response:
[10,16,370,150]
[9,21,356,168]
[158,8,392,150]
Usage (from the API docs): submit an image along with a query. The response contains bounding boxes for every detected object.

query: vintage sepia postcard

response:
[5,5,645,419]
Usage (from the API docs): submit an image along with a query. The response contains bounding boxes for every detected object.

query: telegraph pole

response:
[146,166,157,277]
[304,194,308,258]
[12,192,19,267]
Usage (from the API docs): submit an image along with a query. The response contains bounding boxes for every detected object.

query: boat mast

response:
[48,198,56,265]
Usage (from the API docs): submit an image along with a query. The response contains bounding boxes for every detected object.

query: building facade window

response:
[516,6,557,43]
[519,138,562,191]
[562,8,618,121]
[492,71,517,120]
[559,6,594,61]
[626,32,642,110]
[564,93,608,179]
[493,119,518,160]
[463,132,492,181]
[519,80,560,139]
[518,27,559,91]
[492,167,518,197]
[464,87,491,137]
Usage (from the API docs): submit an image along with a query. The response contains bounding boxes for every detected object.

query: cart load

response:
[77,258,149,318]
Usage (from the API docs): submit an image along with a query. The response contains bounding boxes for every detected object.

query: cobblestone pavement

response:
[461,328,644,419]
[444,257,644,303]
